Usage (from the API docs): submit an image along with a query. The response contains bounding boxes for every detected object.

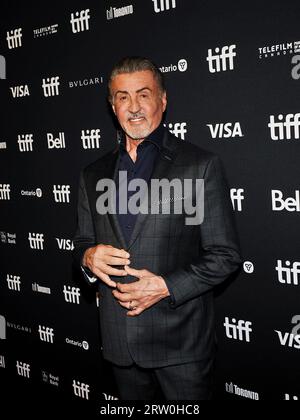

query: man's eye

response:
[120,96,127,101]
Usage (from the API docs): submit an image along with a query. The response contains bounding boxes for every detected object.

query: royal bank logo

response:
[63,286,81,304]
[16,361,30,378]
[33,24,59,38]
[224,317,253,342]
[207,122,244,139]
[268,113,300,140]
[0,315,6,340]
[17,134,34,152]
[6,274,21,291]
[6,28,22,49]
[69,76,103,89]
[272,190,300,212]
[38,325,54,343]
[10,85,30,98]
[259,40,300,59]
[0,142,7,150]
[56,238,74,251]
[276,260,300,286]
[165,122,187,140]
[207,45,237,73]
[28,233,44,250]
[70,9,90,33]
[73,380,90,400]
[152,0,176,13]
[42,76,60,97]
[230,188,244,212]
[42,371,59,387]
[0,232,16,244]
[106,4,134,20]
[0,184,11,200]
[275,316,300,350]
[81,129,101,149]
[159,59,188,73]
[47,132,66,149]
[225,382,259,400]
[0,55,6,79]
[53,185,71,203]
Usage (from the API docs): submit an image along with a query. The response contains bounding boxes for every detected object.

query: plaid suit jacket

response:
[73,129,242,368]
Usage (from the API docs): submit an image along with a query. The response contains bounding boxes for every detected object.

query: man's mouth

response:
[128,117,145,123]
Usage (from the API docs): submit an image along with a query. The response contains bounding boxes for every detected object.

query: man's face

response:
[111,70,167,141]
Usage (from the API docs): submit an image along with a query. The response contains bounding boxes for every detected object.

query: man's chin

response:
[125,128,151,141]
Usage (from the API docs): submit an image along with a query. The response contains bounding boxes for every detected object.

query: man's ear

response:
[162,92,167,113]
[112,103,116,115]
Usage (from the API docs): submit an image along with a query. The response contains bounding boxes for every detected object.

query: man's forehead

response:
[111,70,156,90]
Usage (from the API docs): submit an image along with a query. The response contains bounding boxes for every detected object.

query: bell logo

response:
[0,315,6,340]
[272,190,300,212]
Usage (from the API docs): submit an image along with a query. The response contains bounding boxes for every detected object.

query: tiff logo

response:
[272,190,300,212]
[268,114,300,140]
[38,325,54,343]
[47,132,65,149]
[18,134,33,152]
[224,317,253,342]
[53,185,71,203]
[166,122,187,140]
[207,45,237,73]
[81,129,101,149]
[276,260,300,286]
[73,380,90,400]
[0,355,5,368]
[0,184,11,200]
[152,0,176,13]
[70,9,90,33]
[6,28,22,49]
[28,233,44,250]
[231,188,244,211]
[42,77,60,97]
[0,55,6,79]
[63,286,81,304]
[7,274,21,291]
[16,361,30,378]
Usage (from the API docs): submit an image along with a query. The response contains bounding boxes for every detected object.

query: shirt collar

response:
[119,122,165,153]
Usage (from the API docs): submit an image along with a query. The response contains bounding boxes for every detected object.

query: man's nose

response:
[128,97,141,114]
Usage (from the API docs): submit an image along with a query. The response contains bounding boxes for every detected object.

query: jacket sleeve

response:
[72,170,98,285]
[162,155,242,308]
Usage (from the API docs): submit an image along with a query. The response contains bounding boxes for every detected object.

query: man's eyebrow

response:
[114,87,152,96]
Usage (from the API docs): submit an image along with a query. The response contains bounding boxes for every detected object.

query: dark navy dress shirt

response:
[115,123,165,246]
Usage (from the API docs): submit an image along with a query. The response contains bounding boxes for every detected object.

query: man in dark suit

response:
[73,57,242,400]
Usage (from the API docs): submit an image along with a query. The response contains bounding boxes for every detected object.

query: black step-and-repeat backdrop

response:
[1,0,300,404]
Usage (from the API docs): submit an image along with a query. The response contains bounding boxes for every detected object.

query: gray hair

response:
[108,56,166,103]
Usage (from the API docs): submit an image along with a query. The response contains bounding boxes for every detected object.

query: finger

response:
[124,266,143,277]
[112,289,132,302]
[127,306,144,316]
[105,247,130,259]
[102,255,130,266]
[93,269,117,288]
[99,264,127,276]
